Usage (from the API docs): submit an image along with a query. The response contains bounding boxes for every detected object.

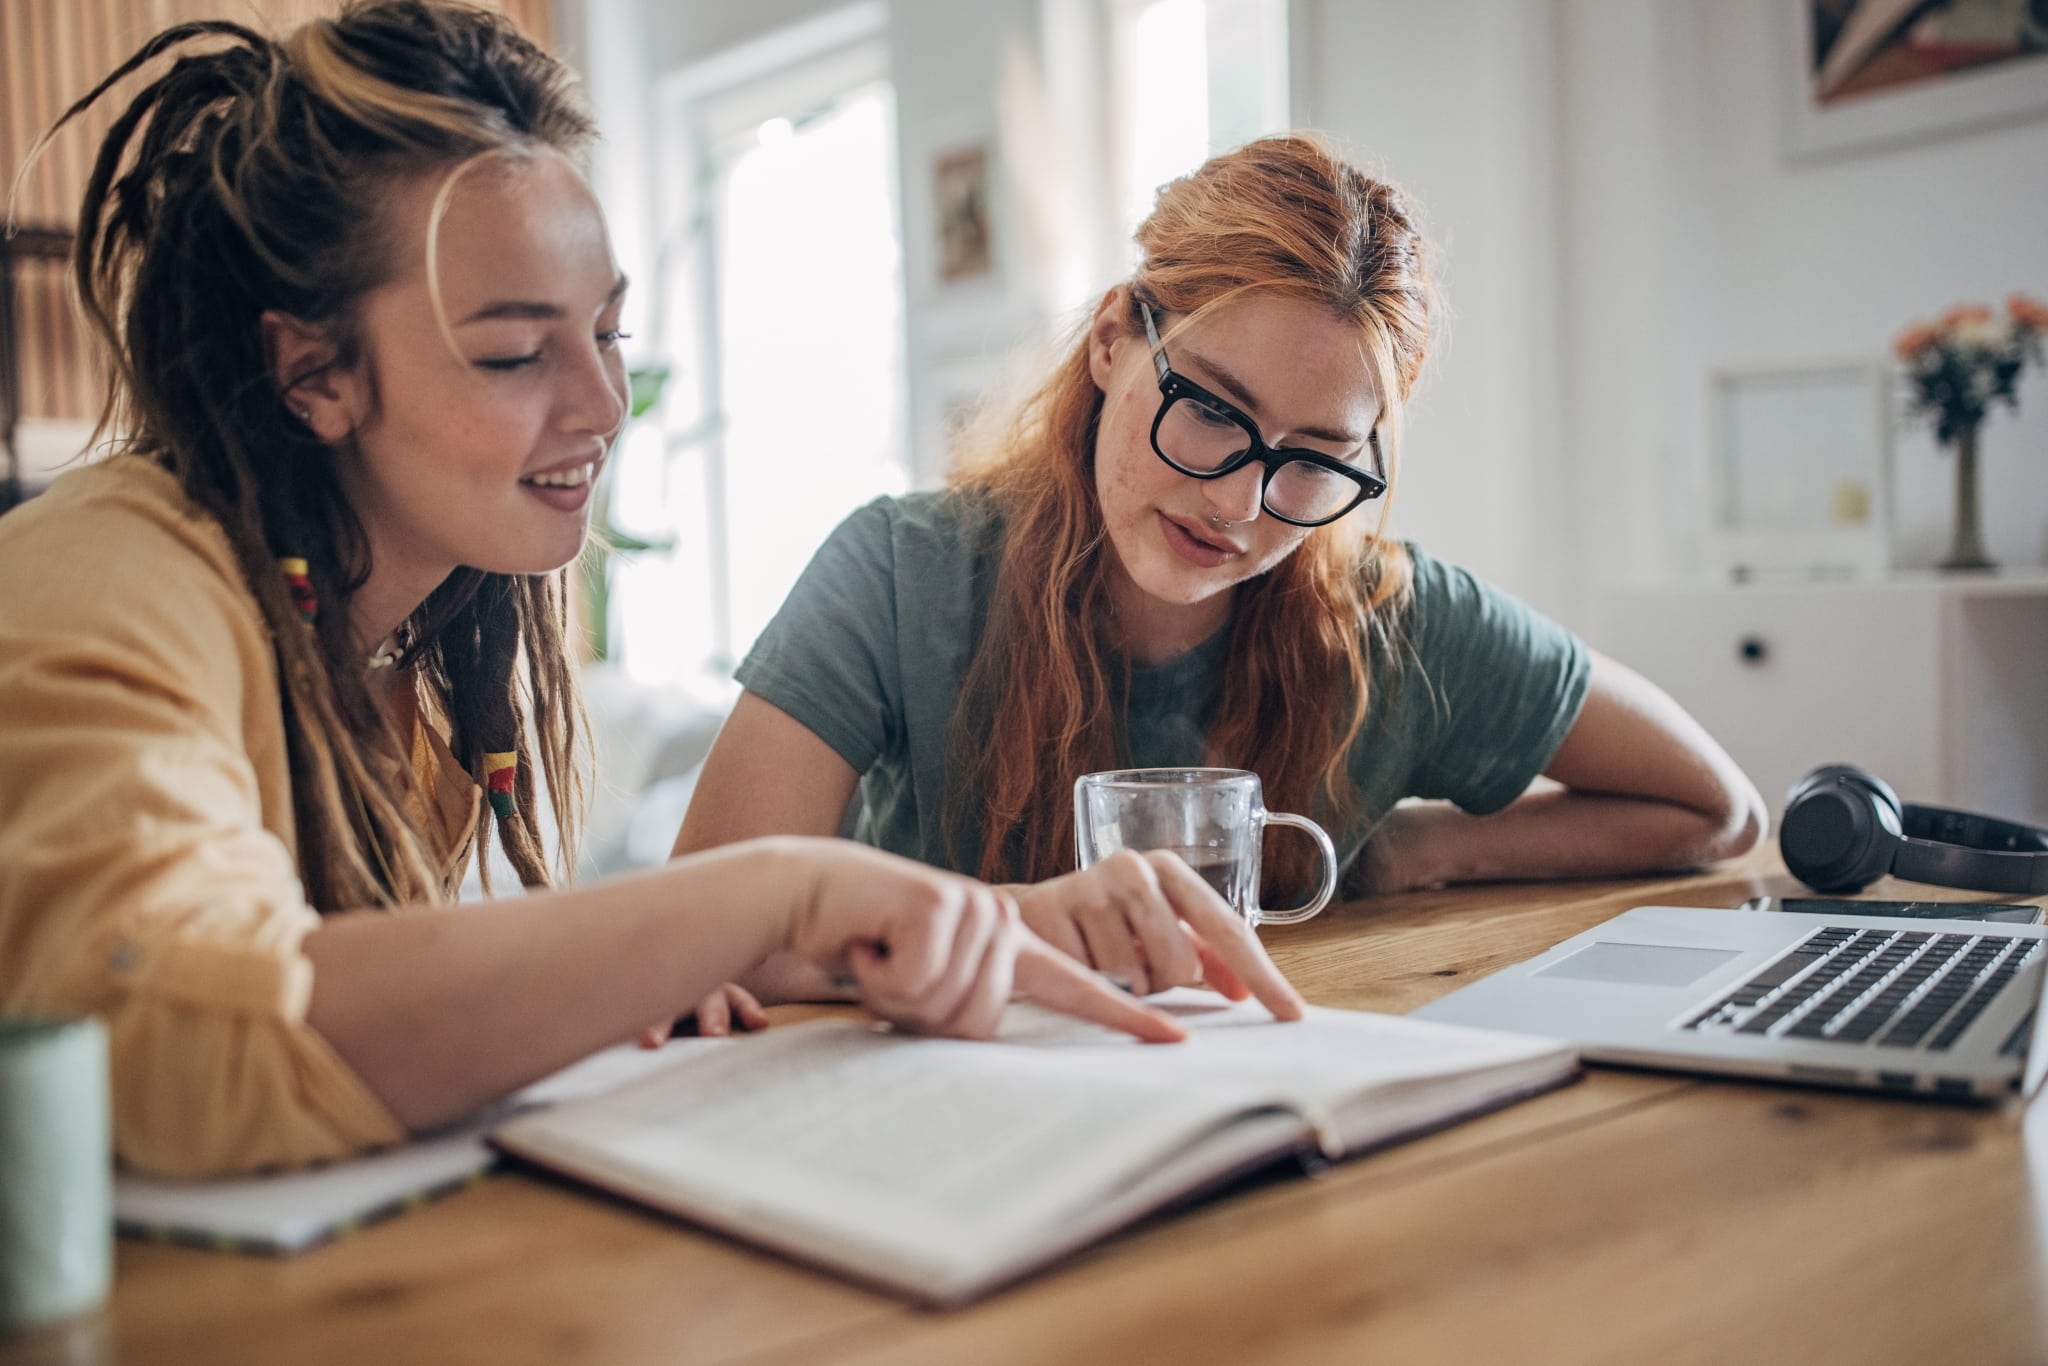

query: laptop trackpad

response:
[1535,941,1742,987]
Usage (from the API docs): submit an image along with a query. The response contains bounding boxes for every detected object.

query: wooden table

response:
[10,852,2047,1365]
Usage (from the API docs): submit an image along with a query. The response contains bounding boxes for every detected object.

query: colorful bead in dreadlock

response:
[279,557,318,622]
[484,751,518,819]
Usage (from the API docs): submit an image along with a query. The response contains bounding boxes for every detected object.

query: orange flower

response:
[1938,302,1994,331]
[2009,292,2048,331]
[1892,322,1939,360]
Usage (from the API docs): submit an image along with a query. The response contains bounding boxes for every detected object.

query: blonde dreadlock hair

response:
[34,0,594,907]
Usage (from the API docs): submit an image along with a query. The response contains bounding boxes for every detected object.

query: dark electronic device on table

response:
[1741,896,2043,925]
[1777,763,2048,897]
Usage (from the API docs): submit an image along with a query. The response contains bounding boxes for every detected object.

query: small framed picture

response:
[1705,361,1893,580]
[932,144,994,283]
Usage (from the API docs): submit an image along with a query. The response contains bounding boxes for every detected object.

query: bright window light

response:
[1121,0,1210,237]
[1116,0,1290,243]
[613,79,907,687]
[719,84,907,661]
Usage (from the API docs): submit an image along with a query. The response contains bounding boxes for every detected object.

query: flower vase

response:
[1939,424,1995,572]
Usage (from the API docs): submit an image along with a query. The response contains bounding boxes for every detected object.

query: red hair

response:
[947,134,1434,892]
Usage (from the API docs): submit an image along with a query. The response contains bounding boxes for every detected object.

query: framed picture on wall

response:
[1705,361,1894,580]
[1785,0,2048,159]
[933,143,994,284]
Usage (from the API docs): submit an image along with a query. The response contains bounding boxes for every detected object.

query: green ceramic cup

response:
[0,1017,111,1337]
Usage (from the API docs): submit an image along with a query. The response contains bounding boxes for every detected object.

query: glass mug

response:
[1073,768,1338,927]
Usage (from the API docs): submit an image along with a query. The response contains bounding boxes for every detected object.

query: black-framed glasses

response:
[1139,301,1386,528]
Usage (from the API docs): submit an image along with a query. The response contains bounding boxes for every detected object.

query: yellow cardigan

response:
[0,456,481,1177]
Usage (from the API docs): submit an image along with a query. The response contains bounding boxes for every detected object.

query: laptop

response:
[1412,902,2048,1101]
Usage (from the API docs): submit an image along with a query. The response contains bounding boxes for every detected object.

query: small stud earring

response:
[295,408,313,425]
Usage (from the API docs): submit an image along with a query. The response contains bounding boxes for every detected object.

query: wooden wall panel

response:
[1,0,557,423]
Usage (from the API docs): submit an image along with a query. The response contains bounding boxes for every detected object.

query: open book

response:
[492,989,1577,1304]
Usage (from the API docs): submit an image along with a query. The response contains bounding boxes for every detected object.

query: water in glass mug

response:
[1073,768,1337,928]
[1154,847,1256,916]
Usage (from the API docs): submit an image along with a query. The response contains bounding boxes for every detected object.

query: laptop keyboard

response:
[1685,927,2042,1051]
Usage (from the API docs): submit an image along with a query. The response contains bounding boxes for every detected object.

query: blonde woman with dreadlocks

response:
[676,134,1766,1018]
[0,1,1304,1179]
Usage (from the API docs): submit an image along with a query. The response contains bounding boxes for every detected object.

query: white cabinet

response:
[1605,574,2048,826]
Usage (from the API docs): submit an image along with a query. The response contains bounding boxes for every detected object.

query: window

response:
[605,0,1287,691]
[1112,0,1291,242]
[613,27,907,689]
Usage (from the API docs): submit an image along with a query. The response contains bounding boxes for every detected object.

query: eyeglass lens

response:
[1156,394,1369,524]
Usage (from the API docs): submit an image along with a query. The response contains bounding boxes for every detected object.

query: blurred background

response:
[5,0,2046,873]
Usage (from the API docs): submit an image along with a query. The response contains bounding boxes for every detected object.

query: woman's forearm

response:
[1361,787,1764,893]
[1351,650,1768,894]
[302,840,807,1131]
[670,692,869,1006]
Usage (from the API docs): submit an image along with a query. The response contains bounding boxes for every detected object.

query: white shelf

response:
[1606,578,2048,828]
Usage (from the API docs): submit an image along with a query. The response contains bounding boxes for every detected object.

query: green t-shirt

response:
[735,491,1591,880]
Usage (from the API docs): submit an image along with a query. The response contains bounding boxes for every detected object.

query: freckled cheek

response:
[1099,457,1164,548]
[1097,399,1169,522]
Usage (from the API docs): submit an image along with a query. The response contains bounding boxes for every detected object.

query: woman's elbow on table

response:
[1689,766,1769,866]
[1550,651,1769,871]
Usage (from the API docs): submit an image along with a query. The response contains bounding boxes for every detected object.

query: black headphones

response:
[1779,763,2048,895]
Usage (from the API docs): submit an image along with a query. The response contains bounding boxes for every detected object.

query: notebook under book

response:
[116,1041,716,1254]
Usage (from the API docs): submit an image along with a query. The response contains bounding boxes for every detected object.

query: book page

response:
[496,1019,1282,1286]
[1001,988,1577,1151]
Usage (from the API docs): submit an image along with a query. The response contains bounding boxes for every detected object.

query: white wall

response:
[1653,0,2048,588]
[1299,0,2048,639]
[1556,0,1681,641]
[1292,0,1572,621]
[1561,0,2048,645]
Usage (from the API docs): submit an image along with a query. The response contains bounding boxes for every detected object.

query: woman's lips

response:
[1157,511,1238,568]
[521,478,595,513]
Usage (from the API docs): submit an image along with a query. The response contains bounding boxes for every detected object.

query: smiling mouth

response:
[521,461,598,489]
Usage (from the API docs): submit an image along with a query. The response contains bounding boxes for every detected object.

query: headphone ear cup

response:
[1787,763,1901,820]
[1780,770,1901,894]
[1836,764,1903,824]
[1784,764,1851,811]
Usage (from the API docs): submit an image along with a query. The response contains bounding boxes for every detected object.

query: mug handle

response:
[1254,812,1339,926]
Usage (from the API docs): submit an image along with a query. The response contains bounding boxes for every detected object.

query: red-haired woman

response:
[674,134,1765,1020]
